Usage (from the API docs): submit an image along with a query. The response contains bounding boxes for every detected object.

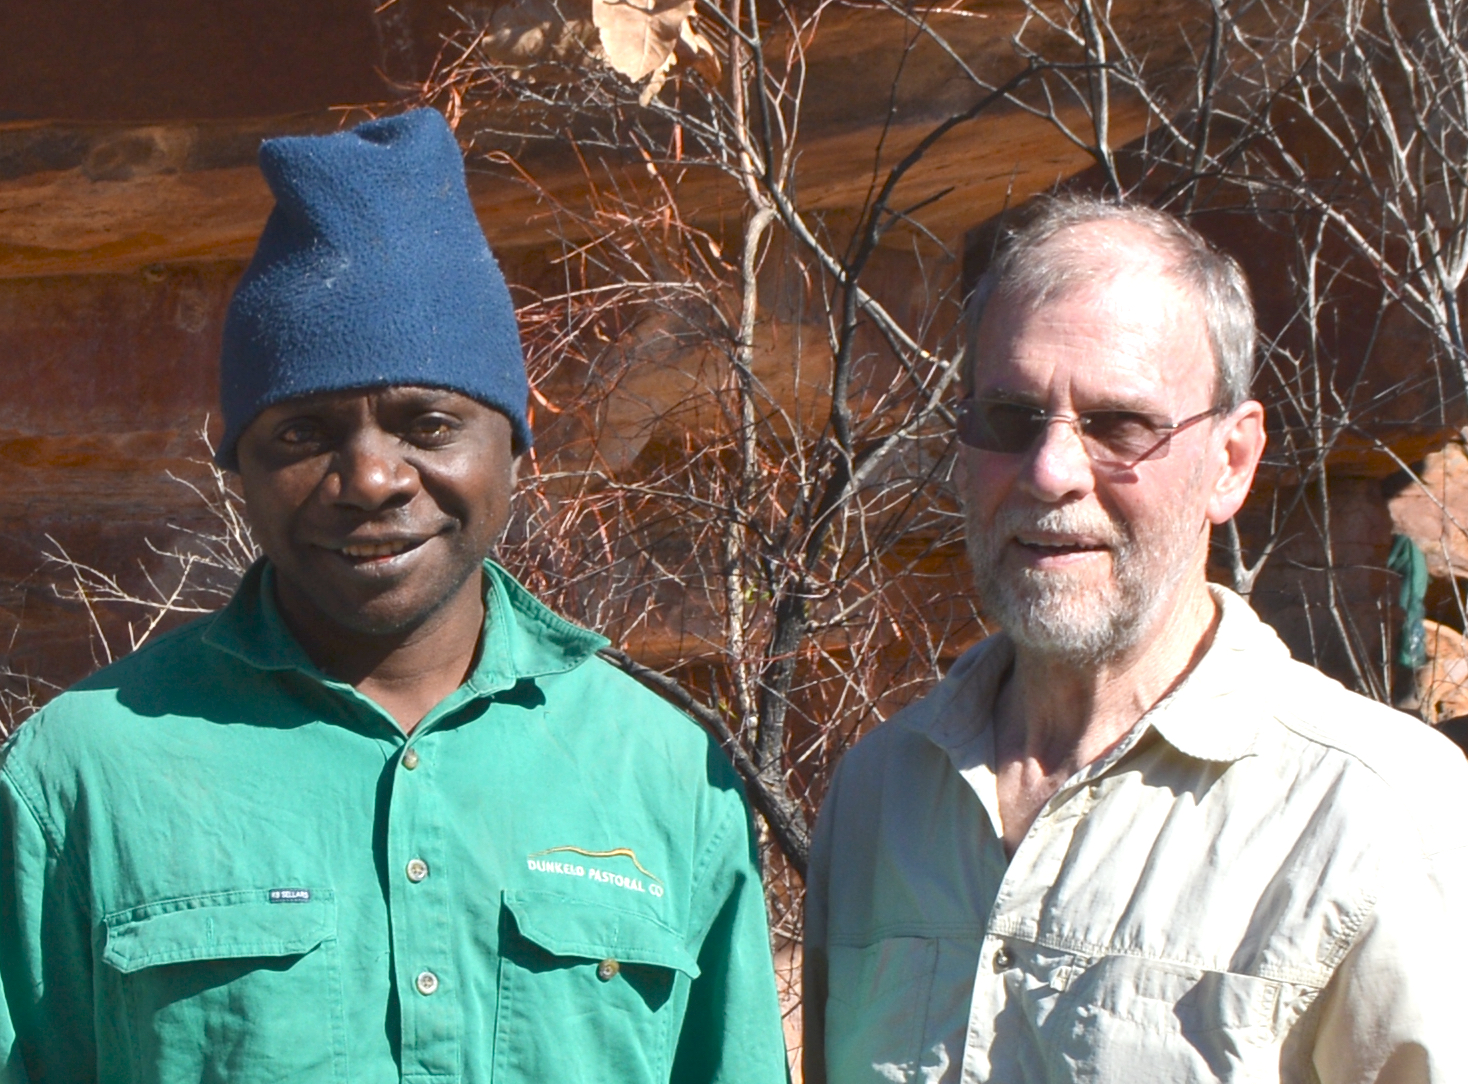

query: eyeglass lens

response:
[957,400,1172,462]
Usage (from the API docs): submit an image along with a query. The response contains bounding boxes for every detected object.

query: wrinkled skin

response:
[954,272,1224,662]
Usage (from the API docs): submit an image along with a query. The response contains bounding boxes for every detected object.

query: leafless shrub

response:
[421,0,1032,890]
[0,664,60,736]
[39,427,258,669]
[1006,0,1468,698]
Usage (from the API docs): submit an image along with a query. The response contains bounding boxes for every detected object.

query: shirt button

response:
[596,958,621,982]
[415,970,439,996]
[406,858,429,883]
[993,946,1013,972]
[402,748,420,770]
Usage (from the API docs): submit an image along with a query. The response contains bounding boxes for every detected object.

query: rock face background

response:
[1,1,409,699]
[0,265,234,687]
[2,0,1464,730]
[0,0,1070,703]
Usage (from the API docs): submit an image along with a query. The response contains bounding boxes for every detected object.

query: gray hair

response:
[967,197,1256,410]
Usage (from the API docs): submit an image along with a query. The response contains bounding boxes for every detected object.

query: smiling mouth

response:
[334,539,425,561]
[1016,538,1107,557]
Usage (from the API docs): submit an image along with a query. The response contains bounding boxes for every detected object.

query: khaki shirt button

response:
[993,946,1013,972]
[406,858,429,883]
[402,748,420,770]
[415,970,439,996]
[596,959,620,982]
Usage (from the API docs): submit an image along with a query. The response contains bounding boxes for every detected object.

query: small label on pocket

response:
[269,888,311,903]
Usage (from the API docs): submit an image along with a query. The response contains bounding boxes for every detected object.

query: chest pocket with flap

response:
[102,889,345,1084]
[495,889,699,1084]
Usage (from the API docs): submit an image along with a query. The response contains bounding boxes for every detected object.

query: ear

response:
[1206,400,1266,525]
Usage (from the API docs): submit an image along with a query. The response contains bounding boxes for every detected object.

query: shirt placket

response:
[960,780,1100,1083]
[388,730,460,1081]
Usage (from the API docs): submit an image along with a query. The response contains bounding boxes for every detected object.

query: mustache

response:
[987,503,1127,547]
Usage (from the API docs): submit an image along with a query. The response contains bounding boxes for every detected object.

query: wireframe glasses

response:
[955,398,1224,466]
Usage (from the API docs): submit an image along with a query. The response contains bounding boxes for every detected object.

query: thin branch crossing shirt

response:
[0,560,789,1084]
[806,587,1468,1083]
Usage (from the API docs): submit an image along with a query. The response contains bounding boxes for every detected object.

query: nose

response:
[1019,416,1096,503]
[329,428,419,510]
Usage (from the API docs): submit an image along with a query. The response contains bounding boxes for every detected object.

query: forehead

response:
[258,385,480,415]
[971,270,1212,408]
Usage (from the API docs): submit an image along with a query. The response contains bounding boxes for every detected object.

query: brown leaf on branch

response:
[476,0,599,69]
[638,12,720,104]
[465,0,716,99]
[676,16,721,85]
[594,0,694,82]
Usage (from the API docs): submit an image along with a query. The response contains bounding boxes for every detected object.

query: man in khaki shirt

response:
[804,199,1468,1083]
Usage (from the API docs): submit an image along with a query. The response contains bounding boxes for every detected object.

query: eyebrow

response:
[975,388,1160,413]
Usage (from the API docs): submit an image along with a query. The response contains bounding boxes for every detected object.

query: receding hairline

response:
[967,281,1218,416]
[1009,218,1188,292]
[965,200,1258,409]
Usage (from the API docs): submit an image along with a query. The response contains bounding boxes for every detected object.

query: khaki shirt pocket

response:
[1058,955,1306,1083]
[101,889,345,1083]
[825,937,942,1082]
[495,890,698,1084]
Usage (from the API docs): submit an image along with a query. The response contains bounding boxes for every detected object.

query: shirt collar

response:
[1143,584,1285,762]
[896,633,1012,754]
[899,584,1285,767]
[201,557,608,697]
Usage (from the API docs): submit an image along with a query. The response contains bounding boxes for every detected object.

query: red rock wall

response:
[2,2,390,122]
[0,264,240,697]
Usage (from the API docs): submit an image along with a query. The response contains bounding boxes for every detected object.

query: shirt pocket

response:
[101,889,345,1084]
[1057,955,1300,1083]
[825,937,941,1083]
[494,889,699,1084]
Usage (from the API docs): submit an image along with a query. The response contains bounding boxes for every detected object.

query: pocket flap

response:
[103,889,336,974]
[503,890,699,978]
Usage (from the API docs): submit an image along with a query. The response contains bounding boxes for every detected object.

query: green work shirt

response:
[0,560,788,1084]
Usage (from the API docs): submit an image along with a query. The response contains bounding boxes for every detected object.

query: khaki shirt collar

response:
[899,584,1282,770]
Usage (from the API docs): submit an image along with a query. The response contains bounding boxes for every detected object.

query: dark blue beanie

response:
[217,108,531,468]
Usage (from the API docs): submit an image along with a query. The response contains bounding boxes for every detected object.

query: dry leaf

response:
[477,0,599,67]
[638,48,680,105]
[594,0,695,82]
[676,16,721,85]
[474,0,718,101]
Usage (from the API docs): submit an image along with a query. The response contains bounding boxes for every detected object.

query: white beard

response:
[964,484,1206,665]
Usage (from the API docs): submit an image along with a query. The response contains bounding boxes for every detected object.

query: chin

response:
[991,582,1145,664]
[328,608,432,639]
[291,575,478,641]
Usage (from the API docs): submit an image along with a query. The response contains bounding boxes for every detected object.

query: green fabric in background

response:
[1388,533,1429,670]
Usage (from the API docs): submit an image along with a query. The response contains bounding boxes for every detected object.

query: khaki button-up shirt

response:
[806,587,1468,1083]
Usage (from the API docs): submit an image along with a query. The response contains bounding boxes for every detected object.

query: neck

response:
[994,573,1219,779]
[274,576,486,734]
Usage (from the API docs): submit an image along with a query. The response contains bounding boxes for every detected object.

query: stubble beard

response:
[965,485,1206,666]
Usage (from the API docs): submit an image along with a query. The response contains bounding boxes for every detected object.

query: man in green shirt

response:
[0,108,788,1083]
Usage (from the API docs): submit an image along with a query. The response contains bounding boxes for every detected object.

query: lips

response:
[330,537,428,562]
[1016,535,1107,556]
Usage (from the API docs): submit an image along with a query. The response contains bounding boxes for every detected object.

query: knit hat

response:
[216,108,531,468]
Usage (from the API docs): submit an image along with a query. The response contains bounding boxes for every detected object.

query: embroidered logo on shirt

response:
[269,888,311,903]
[527,846,665,897]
